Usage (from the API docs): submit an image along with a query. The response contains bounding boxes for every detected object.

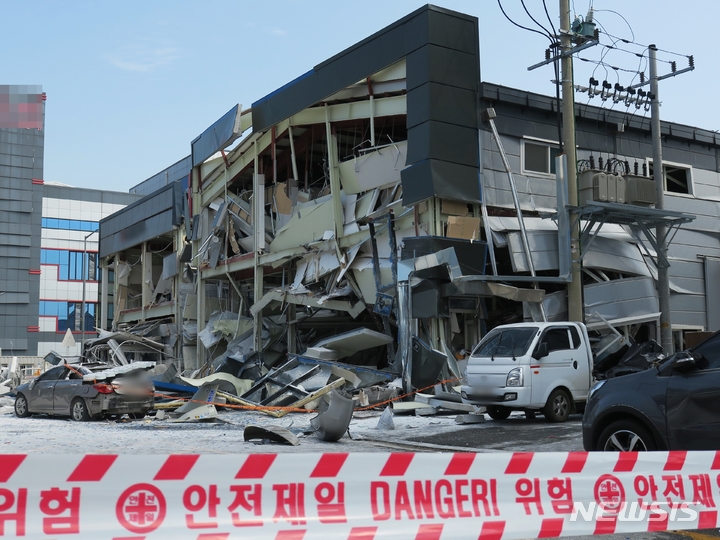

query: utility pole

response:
[649,45,673,354]
[560,0,584,322]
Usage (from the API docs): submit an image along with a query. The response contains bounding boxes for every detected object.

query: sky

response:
[1,0,713,193]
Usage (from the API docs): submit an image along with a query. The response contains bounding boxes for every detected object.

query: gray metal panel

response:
[400,159,480,205]
[191,105,241,167]
[705,258,720,331]
[251,5,478,132]
[406,44,478,93]
[507,232,649,276]
[406,82,478,130]
[406,121,478,168]
[584,276,659,322]
[99,181,184,258]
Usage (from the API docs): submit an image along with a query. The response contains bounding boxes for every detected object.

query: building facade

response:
[0,86,142,357]
[38,184,141,356]
[97,5,720,380]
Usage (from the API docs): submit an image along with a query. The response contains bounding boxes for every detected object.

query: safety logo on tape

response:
[1,451,719,539]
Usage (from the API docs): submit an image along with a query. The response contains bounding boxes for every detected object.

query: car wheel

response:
[129,413,146,420]
[486,406,511,420]
[14,394,31,418]
[543,388,572,422]
[597,419,657,451]
[70,398,90,422]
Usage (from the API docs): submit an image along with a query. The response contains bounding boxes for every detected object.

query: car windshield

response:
[471,327,538,358]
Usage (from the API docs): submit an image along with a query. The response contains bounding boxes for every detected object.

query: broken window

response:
[648,161,692,195]
[522,139,560,176]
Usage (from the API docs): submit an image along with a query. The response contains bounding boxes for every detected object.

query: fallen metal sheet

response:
[310,388,354,442]
[415,394,478,413]
[295,355,393,388]
[168,383,220,423]
[540,276,659,327]
[455,414,486,424]
[178,372,252,397]
[270,199,335,252]
[391,401,435,414]
[440,279,545,303]
[339,141,407,195]
[410,337,446,390]
[250,289,365,319]
[244,425,299,446]
[312,328,393,359]
[218,377,346,418]
[355,189,380,220]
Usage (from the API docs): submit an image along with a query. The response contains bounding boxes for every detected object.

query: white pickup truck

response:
[460,321,593,422]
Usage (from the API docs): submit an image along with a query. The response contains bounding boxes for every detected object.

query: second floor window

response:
[523,139,560,176]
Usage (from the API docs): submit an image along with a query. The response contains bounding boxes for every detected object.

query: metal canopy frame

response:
[569,201,696,268]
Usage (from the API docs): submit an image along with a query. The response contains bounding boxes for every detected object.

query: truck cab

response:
[460,322,593,422]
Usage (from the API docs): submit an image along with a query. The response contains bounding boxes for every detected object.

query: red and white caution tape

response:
[1,451,719,539]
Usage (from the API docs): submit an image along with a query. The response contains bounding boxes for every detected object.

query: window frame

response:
[646,159,694,197]
[521,137,560,177]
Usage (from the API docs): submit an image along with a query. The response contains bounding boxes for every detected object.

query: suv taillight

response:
[93,383,114,394]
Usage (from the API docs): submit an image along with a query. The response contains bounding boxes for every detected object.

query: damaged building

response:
[96,5,719,393]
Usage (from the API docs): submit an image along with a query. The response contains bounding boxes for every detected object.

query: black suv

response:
[583,331,720,451]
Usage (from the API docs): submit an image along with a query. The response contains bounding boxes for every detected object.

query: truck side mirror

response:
[533,342,549,360]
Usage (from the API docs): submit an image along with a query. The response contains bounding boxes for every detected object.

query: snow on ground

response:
[0,397,483,454]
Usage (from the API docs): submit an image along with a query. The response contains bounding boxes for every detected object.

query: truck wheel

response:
[543,389,572,422]
[486,406,511,420]
[71,398,91,422]
[597,419,656,451]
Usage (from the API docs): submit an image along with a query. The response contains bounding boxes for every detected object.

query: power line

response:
[497,0,555,44]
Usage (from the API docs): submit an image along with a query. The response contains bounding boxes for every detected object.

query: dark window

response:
[541,328,571,353]
[524,141,559,175]
[648,162,692,195]
[36,366,66,382]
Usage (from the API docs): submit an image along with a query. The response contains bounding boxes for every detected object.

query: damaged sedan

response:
[14,362,155,421]
[583,331,720,451]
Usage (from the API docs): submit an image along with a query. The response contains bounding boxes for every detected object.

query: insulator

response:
[642,163,648,177]
[589,155,595,169]
[634,162,639,175]
[545,49,551,60]
[671,61,677,72]
[640,72,645,83]
[689,55,695,68]
[598,156,604,170]
[606,160,612,172]
[624,161,630,174]
[593,28,600,40]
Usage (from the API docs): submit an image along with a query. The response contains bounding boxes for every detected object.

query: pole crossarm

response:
[527,39,599,71]
[565,202,695,267]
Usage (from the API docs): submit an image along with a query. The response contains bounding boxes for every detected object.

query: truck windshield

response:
[471,327,538,358]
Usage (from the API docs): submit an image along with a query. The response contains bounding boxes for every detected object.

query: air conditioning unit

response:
[578,171,626,205]
[624,175,657,206]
